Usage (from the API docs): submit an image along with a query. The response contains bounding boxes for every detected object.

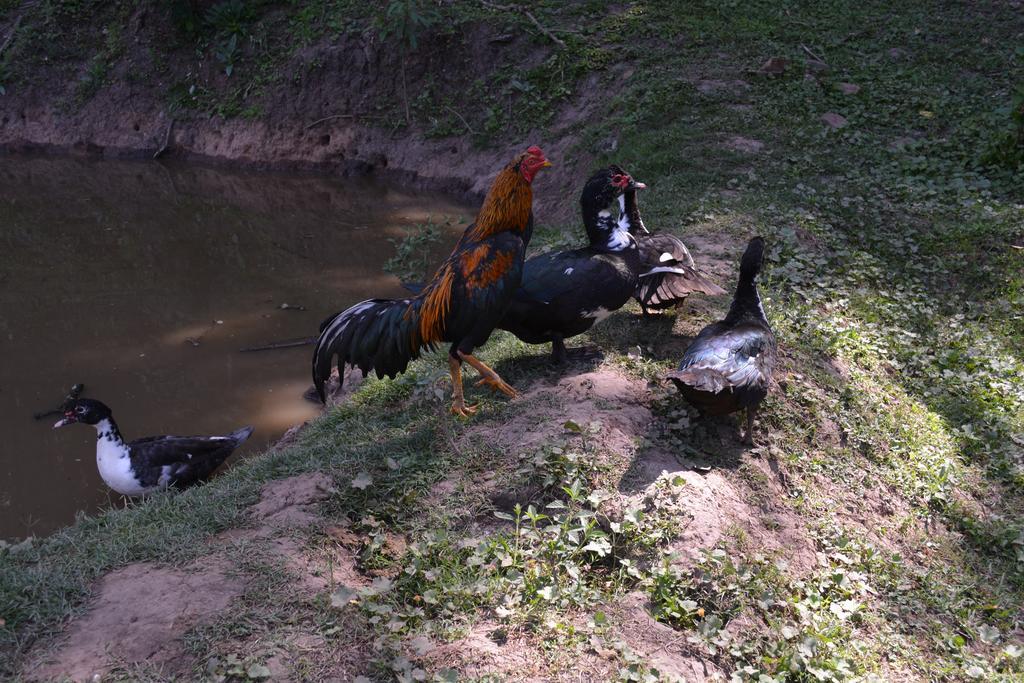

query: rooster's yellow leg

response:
[448,356,478,416]
[458,352,518,399]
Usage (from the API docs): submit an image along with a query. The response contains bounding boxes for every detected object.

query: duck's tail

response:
[665,367,730,394]
[635,233,725,310]
[637,265,726,309]
[229,426,255,444]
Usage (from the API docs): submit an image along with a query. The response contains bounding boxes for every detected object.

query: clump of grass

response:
[383,220,443,284]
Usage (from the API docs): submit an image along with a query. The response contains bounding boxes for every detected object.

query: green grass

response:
[2,0,1024,680]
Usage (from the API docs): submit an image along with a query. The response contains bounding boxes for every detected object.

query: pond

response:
[0,156,470,540]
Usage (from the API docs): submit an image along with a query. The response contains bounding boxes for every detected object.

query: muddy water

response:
[0,157,470,540]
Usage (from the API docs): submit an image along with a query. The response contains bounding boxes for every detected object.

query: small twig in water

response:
[479,1,566,48]
[240,337,316,352]
[153,118,175,159]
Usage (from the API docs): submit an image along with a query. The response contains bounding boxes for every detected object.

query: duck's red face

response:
[610,172,646,192]
[519,145,552,183]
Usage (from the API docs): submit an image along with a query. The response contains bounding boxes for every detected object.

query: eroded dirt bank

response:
[0,5,602,220]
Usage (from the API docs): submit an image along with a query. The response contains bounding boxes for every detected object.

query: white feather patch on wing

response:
[638,266,690,277]
[583,307,613,322]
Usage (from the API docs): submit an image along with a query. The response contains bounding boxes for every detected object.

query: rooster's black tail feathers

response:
[312,298,427,402]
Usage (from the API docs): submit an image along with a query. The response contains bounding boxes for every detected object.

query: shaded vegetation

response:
[2,0,1024,680]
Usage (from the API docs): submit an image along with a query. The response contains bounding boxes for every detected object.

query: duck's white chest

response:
[95,438,148,496]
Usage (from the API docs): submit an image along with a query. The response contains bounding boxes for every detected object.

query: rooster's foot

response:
[475,374,518,398]
[450,398,478,417]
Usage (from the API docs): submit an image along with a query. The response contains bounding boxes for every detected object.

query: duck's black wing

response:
[499,247,632,342]
[519,248,615,303]
[636,234,726,310]
[128,426,254,489]
[667,322,775,394]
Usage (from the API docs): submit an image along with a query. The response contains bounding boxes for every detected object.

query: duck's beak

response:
[53,413,76,429]
[628,179,647,191]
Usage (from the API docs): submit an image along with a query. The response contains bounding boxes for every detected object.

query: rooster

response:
[312,146,551,416]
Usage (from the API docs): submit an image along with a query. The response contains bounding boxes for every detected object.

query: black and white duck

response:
[666,237,776,444]
[626,187,726,314]
[53,398,253,496]
[496,165,645,363]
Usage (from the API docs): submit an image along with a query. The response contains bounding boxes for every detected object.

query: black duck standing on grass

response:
[496,165,647,363]
[627,187,726,314]
[666,237,775,445]
[53,398,253,496]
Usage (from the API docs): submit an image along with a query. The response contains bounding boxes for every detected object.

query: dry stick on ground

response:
[479,1,566,48]
[153,118,175,159]
[800,43,827,65]
[305,113,381,129]
[0,15,23,59]
[445,106,476,135]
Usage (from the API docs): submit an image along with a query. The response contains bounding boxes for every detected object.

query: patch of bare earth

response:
[603,592,727,682]
[249,471,335,529]
[420,619,617,681]
[470,364,818,570]
[22,472,348,681]
[458,364,817,670]
[25,558,245,682]
[485,369,652,454]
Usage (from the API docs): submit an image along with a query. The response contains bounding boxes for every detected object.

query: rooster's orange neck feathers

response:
[414,153,536,346]
[468,164,533,241]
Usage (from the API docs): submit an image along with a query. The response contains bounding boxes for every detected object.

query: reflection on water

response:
[0,157,470,540]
